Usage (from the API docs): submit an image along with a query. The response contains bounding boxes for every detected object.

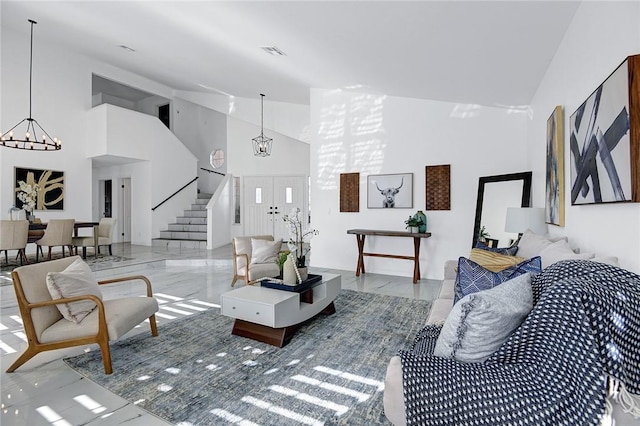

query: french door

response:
[243,176,307,241]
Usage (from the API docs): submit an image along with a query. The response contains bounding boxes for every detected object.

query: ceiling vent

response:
[260,46,286,56]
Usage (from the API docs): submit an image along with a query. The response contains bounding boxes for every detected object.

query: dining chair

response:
[35,219,75,261]
[72,218,117,259]
[0,220,29,266]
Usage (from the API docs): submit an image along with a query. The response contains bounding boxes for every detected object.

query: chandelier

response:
[1,20,61,151]
[252,94,272,157]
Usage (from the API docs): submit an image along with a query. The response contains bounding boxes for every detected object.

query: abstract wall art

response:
[546,106,564,225]
[367,173,413,209]
[569,54,640,205]
[14,167,65,211]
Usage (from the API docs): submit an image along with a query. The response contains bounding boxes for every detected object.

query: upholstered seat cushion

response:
[39,296,159,343]
[247,262,280,281]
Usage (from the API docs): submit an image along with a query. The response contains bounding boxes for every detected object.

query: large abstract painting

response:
[14,167,65,211]
[367,173,413,208]
[569,54,640,205]
[546,106,564,225]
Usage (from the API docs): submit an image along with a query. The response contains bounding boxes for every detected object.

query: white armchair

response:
[231,235,282,286]
[7,256,159,374]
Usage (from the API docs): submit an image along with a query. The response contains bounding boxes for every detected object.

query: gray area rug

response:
[64,289,431,425]
[0,254,134,278]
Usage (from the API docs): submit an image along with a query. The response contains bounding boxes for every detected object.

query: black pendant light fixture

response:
[1,20,61,151]
[252,94,272,157]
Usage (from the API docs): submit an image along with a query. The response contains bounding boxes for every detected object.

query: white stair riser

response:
[159,231,207,241]
[168,224,207,232]
[176,217,207,225]
[183,210,207,218]
[152,239,207,249]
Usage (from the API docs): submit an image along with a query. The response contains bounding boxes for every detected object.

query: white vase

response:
[282,256,298,284]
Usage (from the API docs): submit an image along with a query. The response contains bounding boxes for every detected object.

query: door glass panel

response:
[285,187,293,204]
[234,177,241,224]
[255,188,262,204]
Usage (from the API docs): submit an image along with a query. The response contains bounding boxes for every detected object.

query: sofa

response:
[383,251,639,425]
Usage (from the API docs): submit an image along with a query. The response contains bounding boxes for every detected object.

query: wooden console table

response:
[346,229,432,283]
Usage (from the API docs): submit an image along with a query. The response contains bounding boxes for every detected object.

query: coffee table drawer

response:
[222,298,275,327]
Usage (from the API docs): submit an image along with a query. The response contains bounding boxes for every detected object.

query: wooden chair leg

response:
[47,247,52,260]
[36,246,40,262]
[6,345,40,373]
[97,339,113,375]
[149,315,159,336]
[19,249,28,265]
[4,251,7,265]
[82,247,87,259]
[231,275,238,286]
[109,245,113,255]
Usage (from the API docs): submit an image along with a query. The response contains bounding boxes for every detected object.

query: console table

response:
[346,229,432,283]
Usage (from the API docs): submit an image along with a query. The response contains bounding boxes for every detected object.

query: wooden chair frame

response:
[231,238,250,286]
[7,273,158,375]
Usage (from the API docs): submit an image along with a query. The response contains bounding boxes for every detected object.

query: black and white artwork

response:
[367,173,413,208]
[569,59,632,205]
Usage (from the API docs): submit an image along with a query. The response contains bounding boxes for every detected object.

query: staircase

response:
[152,193,211,249]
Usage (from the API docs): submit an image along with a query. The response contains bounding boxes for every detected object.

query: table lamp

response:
[505,207,546,236]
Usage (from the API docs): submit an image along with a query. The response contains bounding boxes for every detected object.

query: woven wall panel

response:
[425,165,451,210]
[340,173,360,212]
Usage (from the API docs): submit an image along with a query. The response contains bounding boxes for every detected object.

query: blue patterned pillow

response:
[475,241,519,256]
[454,256,542,303]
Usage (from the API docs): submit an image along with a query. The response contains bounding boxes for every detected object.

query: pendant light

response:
[252,94,272,157]
[1,20,61,151]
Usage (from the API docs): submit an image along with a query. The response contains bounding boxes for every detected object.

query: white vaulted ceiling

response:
[1,1,581,107]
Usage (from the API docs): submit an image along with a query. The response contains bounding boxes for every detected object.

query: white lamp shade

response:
[505,207,546,235]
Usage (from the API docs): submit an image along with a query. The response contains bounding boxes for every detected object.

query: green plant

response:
[276,251,290,271]
[478,225,490,240]
[404,216,423,229]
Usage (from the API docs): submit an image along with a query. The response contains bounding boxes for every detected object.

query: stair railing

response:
[152,177,199,211]
[200,167,226,177]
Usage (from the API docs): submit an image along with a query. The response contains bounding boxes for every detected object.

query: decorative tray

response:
[260,274,323,292]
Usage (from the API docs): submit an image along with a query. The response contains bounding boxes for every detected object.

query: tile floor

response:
[0,243,441,425]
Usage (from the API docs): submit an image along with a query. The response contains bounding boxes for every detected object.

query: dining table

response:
[28,221,100,259]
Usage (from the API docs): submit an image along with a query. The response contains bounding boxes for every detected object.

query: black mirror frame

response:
[472,171,532,249]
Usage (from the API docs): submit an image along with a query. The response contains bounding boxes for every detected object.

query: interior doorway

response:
[158,104,170,129]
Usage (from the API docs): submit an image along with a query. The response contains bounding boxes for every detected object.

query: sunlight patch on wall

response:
[316,91,387,192]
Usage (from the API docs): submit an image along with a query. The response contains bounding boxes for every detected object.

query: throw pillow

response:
[434,273,534,363]
[515,230,555,259]
[469,248,525,272]
[475,241,519,256]
[250,238,281,264]
[537,239,595,269]
[454,256,542,303]
[590,256,620,267]
[46,258,103,324]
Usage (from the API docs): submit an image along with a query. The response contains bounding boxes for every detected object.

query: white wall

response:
[173,98,227,194]
[310,90,529,279]
[1,27,93,222]
[176,90,310,144]
[527,1,640,273]
[1,26,198,245]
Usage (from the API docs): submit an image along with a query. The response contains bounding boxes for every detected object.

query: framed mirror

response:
[472,171,532,248]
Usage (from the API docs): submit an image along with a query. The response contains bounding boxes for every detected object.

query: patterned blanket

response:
[399,260,640,425]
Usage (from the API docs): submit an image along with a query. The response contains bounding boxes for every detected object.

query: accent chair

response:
[7,256,159,375]
[231,235,282,286]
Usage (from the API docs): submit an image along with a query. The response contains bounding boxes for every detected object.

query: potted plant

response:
[478,225,490,242]
[404,216,423,233]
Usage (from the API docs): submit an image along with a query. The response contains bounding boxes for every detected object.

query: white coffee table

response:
[220,274,341,347]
